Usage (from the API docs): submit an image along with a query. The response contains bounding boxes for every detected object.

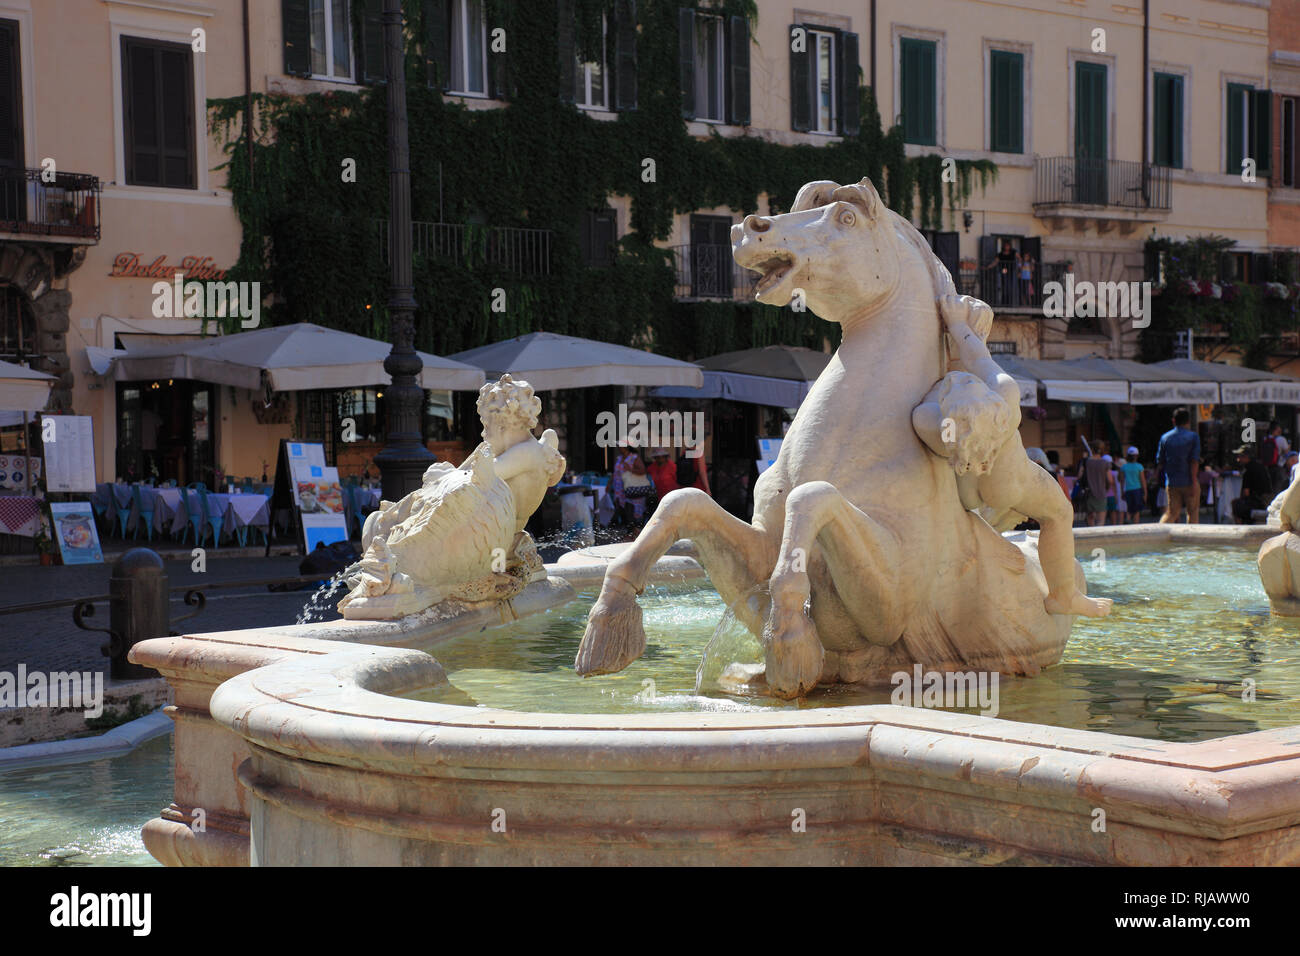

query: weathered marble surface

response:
[576,178,1093,699]
[130,540,1300,867]
[1259,476,1300,615]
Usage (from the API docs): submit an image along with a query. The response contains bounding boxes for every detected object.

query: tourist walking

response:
[1082,443,1111,527]
[1121,447,1146,523]
[1156,407,1201,524]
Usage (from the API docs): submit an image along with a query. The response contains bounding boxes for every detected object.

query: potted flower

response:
[33,518,56,566]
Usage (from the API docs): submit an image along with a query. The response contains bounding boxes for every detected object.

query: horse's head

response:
[731,178,902,321]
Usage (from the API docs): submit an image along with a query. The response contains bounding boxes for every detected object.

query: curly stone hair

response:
[477,373,541,434]
[937,371,1016,476]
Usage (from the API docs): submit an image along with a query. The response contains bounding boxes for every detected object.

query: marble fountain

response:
[130,179,1300,866]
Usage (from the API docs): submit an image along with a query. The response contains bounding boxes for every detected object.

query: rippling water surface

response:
[412,546,1300,742]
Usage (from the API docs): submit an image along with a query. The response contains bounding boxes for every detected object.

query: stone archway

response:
[0,243,85,411]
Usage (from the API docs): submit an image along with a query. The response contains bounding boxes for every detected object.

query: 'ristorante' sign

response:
[109,253,229,280]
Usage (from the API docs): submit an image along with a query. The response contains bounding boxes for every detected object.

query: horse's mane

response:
[884,207,993,344]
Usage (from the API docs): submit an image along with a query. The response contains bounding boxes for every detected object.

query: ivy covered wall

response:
[210,0,994,361]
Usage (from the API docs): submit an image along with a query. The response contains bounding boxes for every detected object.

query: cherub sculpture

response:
[337,374,566,620]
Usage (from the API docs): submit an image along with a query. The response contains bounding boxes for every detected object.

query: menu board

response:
[49,501,104,565]
[300,512,350,552]
[296,467,344,514]
[41,415,97,493]
[285,441,328,506]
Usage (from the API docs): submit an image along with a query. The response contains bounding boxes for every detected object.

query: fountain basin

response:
[131,526,1300,866]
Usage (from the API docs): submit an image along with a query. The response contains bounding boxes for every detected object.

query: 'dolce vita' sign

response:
[108,253,230,280]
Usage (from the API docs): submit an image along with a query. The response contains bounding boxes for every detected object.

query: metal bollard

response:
[108,548,168,680]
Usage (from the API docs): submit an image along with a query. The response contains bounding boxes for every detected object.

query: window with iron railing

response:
[0,285,35,367]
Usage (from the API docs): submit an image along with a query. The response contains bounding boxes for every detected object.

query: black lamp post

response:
[374,0,434,501]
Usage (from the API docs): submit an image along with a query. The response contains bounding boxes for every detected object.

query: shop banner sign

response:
[1128,382,1220,405]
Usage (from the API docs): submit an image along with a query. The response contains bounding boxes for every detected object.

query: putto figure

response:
[337,374,565,620]
[575,176,1095,698]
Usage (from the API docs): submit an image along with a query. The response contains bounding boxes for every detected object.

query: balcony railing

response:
[1034,157,1171,211]
[0,167,101,240]
[375,219,552,275]
[671,243,758,301]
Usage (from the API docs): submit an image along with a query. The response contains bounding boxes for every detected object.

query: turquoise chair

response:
[195,488,223,548]
[178,488,207,546]
[131,485,154,541]
[114,492,132,539]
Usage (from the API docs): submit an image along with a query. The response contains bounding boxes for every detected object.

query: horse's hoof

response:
[575,588,646,676]
[763,607,825,699]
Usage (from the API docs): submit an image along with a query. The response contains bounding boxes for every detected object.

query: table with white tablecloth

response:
[1216,474,1243,522]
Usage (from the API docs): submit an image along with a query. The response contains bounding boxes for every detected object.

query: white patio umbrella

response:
[0,358,55,412]
[449,331,703,391]
[107,323,486,392]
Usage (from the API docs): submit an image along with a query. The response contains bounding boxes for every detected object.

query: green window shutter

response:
[1252,88,1271,174]
[678,7,695,119]
[789,24,812,131]
[901,38,936,145]
[726,15,749,125]
[357,0,386,86]
[1227,82,1248,173]
[837,31,860,136]
[612,0,637,111]
[1153,73,1183,168]
[989,50,1022,153]
[557,0,576,103]
[281,0,312,77]
[423,0,449,91]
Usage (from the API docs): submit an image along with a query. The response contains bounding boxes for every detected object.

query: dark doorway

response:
[690,214,733,299]
[116,379,216,485]
[0,19,25,225]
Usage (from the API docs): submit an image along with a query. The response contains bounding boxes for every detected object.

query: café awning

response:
[0,359,55,412]
[652,345,832,407]
[995,356,1131,404]
[1059,356,1220,405]
[1154,358,1300,405]
[449,331,703,391]
[107,323,486,392]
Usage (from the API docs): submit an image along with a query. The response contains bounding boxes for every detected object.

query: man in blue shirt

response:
[1156,407,1201,524]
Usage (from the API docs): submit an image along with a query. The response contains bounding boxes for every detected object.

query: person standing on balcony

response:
[983,240,1017,306]
[1019,253,1035,307]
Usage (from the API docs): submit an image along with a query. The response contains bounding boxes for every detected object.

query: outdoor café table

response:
[1217,473,1243,522]
[0,494,42,536]
[146,487,183,535]
[224,492,271,534]
[167,491,239,542]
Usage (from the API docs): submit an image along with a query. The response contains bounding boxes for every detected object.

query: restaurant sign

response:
[109,253,229,280]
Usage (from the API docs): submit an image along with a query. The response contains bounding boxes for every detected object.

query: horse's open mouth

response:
[750,252,798,298]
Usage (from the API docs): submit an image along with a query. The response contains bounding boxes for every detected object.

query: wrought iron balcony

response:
[671,243,758,301]
[375,219,552,275]
[0,168,101,241]
[1033,157,1171,212]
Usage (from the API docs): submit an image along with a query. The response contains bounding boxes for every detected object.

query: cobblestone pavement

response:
[0,552,340,676]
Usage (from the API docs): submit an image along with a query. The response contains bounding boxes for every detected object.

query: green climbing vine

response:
[208,0,994,361]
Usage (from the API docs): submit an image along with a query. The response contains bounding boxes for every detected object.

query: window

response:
[449,0,486,95]
[988,50,1023,153]
[1227,81,1270,174]
[689,214,733,299]
[121,36,195,189]
[790,23,859,135]
[0,285,34,366]
[693,13,724,122]
[680,9,749,125]
[308,0,353,80]
[575,16,607,109]
[580,209,617,267]
[1283,96,1296,188]
[900,37,937,145]
[1152,72,1184,168]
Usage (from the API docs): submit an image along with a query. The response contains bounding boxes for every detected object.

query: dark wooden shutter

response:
[488,19,511,100]
[1252,88,1271,173]
[789,24,811,131]
[989,50,1022,153]
[1153,72,1183,168]
[837,31,860,136]
[282,0,312,77]
[557,0,576,103]
[0,21,22,170]
[1169,75,1183,168]
[159,45,195,188]
[122,37,195,190]
[726,15,749,125]
[679,7,695,119]
[1253,252,1272,283]
[1227,82,1247,173]
[933,231,960,283]
[357,0,386,85]
[900,38,936,145]
[612,0,637,111]
[423,0,450,90]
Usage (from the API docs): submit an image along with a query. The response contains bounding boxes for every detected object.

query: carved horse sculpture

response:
[575,177,1082,699]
